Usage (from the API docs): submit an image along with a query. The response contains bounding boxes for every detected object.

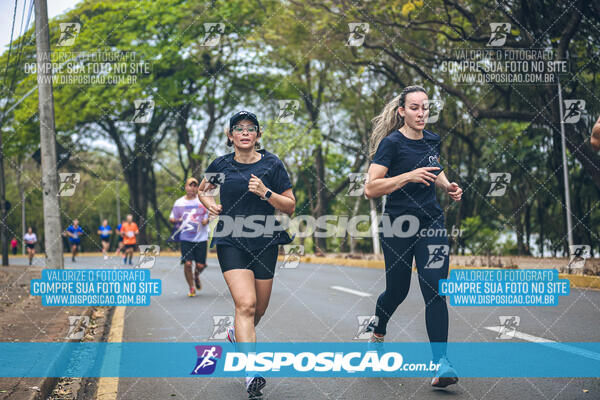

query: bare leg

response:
[195,262,206,274]
[183,260,194,290]
[194,263,205,290]
[254,279,274,326]
[223,269,257,343]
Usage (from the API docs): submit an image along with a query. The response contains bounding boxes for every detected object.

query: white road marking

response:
[330,285,372,297]
[485,326,600,362]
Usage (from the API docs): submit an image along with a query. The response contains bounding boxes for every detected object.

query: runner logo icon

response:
[191,345,222,375]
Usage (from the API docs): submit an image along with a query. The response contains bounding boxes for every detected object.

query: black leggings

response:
[373,213,449,361]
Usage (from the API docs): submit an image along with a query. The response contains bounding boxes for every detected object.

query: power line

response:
[10,0,34,91]
[1,0,34,126]
[12,0,34,80]
[2,0,19,93]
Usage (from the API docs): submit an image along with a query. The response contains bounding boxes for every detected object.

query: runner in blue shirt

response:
[364,86,463,388]
[97,219,112,260]
[63,218,84,262]
[198,111,295,398]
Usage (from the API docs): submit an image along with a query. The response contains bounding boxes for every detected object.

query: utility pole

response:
[0,122,7,266]
[556,75,574,272]
[35,0,63,268]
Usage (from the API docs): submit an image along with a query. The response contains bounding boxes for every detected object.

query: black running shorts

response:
[180,240,208,264]
[216,244,278,280]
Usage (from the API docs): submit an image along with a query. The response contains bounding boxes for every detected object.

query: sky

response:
[0,0,81,53]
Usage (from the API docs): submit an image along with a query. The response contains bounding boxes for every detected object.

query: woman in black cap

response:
[198,111,295,397]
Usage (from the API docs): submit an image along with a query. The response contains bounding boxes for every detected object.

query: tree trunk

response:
[312,144,328,253]
[515,209,525,255]
[16,163,26,255]
[349,195,361,254]
[524,201,531,255]
[537,198,545,257]
[123,155,151,244]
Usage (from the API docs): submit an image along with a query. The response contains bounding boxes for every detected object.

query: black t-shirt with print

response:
[205,149,293,250]
[371,129,444,219]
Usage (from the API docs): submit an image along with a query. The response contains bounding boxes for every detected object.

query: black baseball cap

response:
[229,110,259,132]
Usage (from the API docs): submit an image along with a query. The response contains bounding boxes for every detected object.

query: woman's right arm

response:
[364,164,440,199]
[197,177,222,217]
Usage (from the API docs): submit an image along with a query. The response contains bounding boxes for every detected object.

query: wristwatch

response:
[262,189,273,200]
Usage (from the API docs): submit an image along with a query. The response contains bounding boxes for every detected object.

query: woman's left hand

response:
[446,182,462,201]
[249,174,268,198]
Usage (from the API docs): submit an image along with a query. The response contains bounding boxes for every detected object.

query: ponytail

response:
[369,85,426,158]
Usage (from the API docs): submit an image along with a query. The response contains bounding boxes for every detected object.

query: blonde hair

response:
[369,85,426,158]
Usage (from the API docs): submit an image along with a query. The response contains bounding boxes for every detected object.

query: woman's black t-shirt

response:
[371,129,444,219]
[204,149,293,250]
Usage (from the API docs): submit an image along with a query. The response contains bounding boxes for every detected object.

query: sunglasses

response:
[188,181,198,187]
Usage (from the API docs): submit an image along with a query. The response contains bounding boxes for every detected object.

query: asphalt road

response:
[11,254,600,399]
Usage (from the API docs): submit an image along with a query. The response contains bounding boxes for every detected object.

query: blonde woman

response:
[364,86,463,388]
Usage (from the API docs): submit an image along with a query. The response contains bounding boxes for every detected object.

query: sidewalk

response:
[0,265,108,400]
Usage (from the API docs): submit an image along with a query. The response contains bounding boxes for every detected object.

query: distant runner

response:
[169,177,210,297]
[97,219,112,260]
[64,219,84,262]
[120,214,139,265]
[23,227,37,266]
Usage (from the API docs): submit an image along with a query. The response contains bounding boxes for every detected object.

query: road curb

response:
[297,256,600,290]
[96,306,125,400]
[29,306,94,400]
[558,273,600,290]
